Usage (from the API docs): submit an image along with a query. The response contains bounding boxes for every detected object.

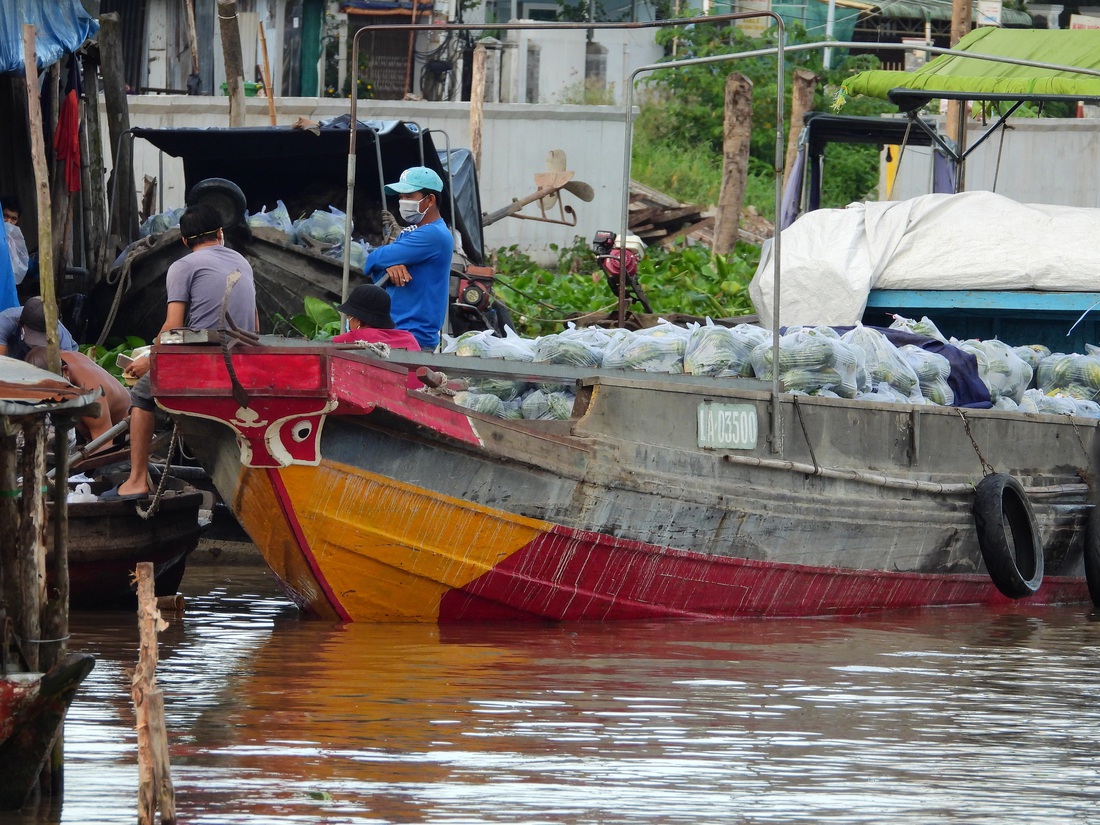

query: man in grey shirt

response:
[102,203,257,500]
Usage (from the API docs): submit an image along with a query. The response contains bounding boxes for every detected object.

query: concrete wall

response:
[114,96,632,260]
[883,117,1100,208]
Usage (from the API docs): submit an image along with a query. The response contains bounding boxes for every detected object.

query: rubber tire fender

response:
[973,473,1043,599]
[186,177,248,227]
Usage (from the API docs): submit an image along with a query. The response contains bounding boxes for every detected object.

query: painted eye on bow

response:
[291,421,313,443]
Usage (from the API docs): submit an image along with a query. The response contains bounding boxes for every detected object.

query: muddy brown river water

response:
[5,563,1100,824]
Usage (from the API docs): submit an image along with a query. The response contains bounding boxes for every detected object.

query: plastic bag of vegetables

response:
[750,326,861,398]
[684,319,758,377]
[956,339,1033,404]
[467,377,531,400]
[442,329,494,357]
[246,199,295,239]
[841,325,921,399]
[602,322,690,373]
[520,388,576,420]
[139,207,185,238]
[295,206,350,248]
[854,382,921,405]
[533,331,603,367]
[898,344,954,406]
[323,240,371,271]
[1035,352,1100,400]
[1016,388,1098,417]
[453,391,506,417]
[1013,344,1050,380]
[444,328,537,361]
[888,314,948,343]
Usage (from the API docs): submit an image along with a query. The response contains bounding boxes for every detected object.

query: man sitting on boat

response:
[102,203,258,501]
[364,166,454,351]
[24,346,131,452]
[333,283,420,349]
[0,296,78,359]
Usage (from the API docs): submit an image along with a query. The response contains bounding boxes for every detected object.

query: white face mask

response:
[399,196,426,225]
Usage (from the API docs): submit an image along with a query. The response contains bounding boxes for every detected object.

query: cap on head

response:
[19,297,48,348]
[337,284,396,329]
[384,166,444,196]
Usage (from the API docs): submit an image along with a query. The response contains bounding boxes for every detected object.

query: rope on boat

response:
[718,451,1089,499]
[135,424,180,521]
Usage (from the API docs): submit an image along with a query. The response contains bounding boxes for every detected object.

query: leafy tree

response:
[635,21,894,209]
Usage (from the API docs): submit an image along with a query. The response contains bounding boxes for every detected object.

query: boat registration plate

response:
[697,402,757,450]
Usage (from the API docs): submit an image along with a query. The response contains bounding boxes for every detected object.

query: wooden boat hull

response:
[50,481,205,609]
[0,653,95,810]
[154,345,1095,622]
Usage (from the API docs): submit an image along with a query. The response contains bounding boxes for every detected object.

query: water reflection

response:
[6,566,1100,824]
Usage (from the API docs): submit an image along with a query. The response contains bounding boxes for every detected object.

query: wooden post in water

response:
[470,43,487,173]
[132,562,177,825]
[783,69,817,191]
[42,416,73,795]
[218,0,247,128]
[0,421,19,674]
[17,417,48,674]
[712,73,753,256]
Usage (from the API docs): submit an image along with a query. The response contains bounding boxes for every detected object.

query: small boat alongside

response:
[59,476,206,610]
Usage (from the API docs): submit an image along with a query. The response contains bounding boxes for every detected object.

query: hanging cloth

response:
[53,88,81,192]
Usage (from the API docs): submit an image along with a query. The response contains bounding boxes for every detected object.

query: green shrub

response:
[492,236,760,338]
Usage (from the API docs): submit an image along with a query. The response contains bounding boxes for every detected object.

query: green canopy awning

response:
[841,0,1031,27]
[841,28,1100,105]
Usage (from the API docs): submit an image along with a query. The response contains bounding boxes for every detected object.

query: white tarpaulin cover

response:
[749,191,1100,328]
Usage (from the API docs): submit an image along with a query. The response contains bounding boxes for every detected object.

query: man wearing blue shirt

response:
[364,166,454,351]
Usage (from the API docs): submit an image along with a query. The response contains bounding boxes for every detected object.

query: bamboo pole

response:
[218,0,247,128]
[258,24,277,125]
[713,72,753,255]
[470,44,487,172]
[132,562,176,825]
[24,26,60,375]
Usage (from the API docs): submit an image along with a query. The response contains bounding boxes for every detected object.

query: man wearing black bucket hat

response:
[333,283,420,349]
[0,296,79,360]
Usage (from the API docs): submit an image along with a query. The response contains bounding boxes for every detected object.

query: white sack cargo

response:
[749,191,1100,329]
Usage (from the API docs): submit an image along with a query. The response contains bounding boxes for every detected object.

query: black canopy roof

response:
[132,118,484,263]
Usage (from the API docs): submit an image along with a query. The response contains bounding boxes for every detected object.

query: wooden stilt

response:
[217,0,246,128]
[712,73,753,255]
[132,562,176,825]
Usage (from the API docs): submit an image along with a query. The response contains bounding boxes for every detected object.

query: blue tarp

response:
[0,0,98,74]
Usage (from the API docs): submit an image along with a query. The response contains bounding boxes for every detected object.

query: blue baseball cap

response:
[384,166,444,195]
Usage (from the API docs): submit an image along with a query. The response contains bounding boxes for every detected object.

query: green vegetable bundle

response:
[957,339,1033,404]
[1035,353,1100,400]
[841,325,920,399]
